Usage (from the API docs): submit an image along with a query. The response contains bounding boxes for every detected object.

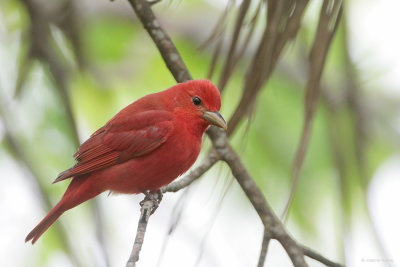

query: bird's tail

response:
[25,174,103,244]
[25,201,65,244]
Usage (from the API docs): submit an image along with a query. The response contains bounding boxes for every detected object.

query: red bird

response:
[26,79,226,244]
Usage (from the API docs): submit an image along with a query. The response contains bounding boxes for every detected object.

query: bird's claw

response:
[140,189,163,214]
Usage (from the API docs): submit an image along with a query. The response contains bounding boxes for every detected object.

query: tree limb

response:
[126,191,161,267]
[302,246,344,267]
[257,229,272,267]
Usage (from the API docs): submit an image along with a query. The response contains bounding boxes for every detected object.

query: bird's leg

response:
[140,189,163,214]
[154,189,163,204]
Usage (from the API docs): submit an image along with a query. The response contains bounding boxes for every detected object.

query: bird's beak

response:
[202,111,227,131]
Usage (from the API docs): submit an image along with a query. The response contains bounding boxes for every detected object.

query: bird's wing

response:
[53,110,174,183]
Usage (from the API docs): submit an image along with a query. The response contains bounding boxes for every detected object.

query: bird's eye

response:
[192,96,202,106]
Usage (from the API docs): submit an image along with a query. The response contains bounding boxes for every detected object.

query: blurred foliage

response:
[1,0,399,266]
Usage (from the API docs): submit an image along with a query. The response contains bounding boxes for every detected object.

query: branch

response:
[206,129,307,267]
[125,1,343,267]
[302,246,343,267]
[257,229,272,267]
[126,192,161,267]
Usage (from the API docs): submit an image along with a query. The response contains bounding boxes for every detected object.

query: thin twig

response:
[257,228,272,267]
[126,192,161,267]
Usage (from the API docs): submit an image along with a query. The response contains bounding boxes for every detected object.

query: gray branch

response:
[126,192,161,267]
[257,229,272,267]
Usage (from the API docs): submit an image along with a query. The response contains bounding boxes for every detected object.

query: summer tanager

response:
[25,79,226,244]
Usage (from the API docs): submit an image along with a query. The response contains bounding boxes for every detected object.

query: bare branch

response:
[302,246,344,267]
[207,129,308,267]
[126,192,162,267]
[257,229,272,267]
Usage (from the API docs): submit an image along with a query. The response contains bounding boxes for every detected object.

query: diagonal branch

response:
[125,1,343,267]
[302,246,344,267]
[206,129,308,267]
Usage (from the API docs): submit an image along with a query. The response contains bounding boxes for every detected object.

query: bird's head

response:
[169,79,227,133]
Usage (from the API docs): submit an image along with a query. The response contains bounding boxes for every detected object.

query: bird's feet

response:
[140,189,163,214]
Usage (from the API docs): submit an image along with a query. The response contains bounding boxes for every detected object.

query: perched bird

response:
[26,79,226,244]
